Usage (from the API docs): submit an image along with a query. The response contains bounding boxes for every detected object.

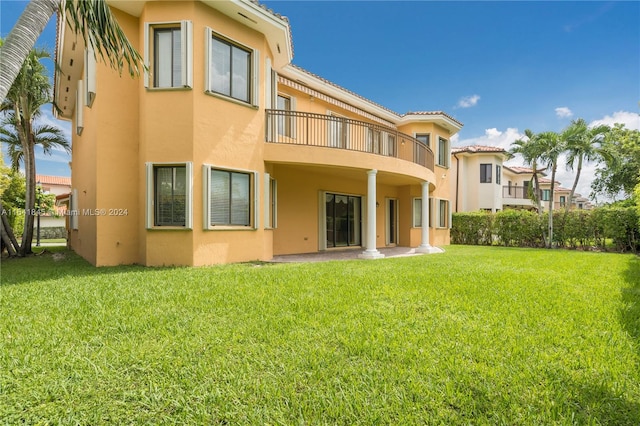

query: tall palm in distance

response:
[563,118,612,210]
[509,129,546,210]
[0,0,143,103]
[538,131,564,248]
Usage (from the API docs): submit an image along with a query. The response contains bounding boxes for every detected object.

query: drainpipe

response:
[454,153,460,212]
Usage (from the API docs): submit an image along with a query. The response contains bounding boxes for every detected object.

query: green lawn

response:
[1,246,639,424]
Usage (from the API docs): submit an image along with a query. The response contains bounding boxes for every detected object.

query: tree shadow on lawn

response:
[620,256,640,358]
[0,248,174,287]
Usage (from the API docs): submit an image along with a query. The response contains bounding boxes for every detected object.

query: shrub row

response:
[451,207,639,253]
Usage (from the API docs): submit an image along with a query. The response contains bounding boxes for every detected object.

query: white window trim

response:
[202,164,259,230]
[412,197,422,228]
[431,197,450,229]
[437,137,450,168]
[84,46,96,107]
[204,27,259,107]
[145,162,193,229]
[76,79,84,136]
[144,20,193,89]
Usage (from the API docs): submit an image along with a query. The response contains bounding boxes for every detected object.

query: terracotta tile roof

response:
[451,145,507,154]
[503,165,548,176]
[250,0,290,23]
[37,175,71,186]
[288,65,462,127]
[403,111,464,127]
[289,64,399,117]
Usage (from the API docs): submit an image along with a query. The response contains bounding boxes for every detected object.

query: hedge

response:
[452,207,639,253]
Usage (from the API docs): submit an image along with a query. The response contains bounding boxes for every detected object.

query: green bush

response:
[452,207,639,253]
[451,211,493,245]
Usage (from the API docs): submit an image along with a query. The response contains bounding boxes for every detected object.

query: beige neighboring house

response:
[37,174,71,228]
[451,145,595,214]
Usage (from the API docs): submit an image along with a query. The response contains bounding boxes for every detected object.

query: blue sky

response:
[2,0,639,199]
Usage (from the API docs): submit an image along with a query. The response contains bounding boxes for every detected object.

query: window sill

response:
[204,90,258,110]
[206,225,257,231]
[147,226,192,231]
[146,86,192,92]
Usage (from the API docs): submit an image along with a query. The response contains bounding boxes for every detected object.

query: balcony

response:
[265,110,434,172]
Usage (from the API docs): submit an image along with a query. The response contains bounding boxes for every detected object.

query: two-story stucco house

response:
[53,0,462,266]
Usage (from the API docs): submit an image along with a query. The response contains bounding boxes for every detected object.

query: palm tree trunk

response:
[561,155,583,231]
[0,201,20,256]
[531,163,547,247]
[19,119,36,255]
[547,163,557,248]
[0,0,60,102]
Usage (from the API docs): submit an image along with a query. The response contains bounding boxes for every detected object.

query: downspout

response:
[454,153,460,212]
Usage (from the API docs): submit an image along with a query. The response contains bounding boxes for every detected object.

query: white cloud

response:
[589,110,639,131]
[555,107,573,118]
[453,127,524,151]
[456,94,480,108]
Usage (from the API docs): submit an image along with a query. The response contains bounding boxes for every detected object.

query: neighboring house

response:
[451,145,595,214]
[53,0,462,266]
[36,174,71,229]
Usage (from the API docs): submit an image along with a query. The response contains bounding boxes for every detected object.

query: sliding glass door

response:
[326,193,361,248]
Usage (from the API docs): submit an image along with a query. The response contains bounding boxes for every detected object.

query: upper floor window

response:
[415,133,430,148]
[437,137,449,167]
[496,165,501,185]
[480,163,492,183]
[542,189,551,201]
[277,95,292,137]
[144,21,193,89]
[560,195,566,206]
[205,28,259,106]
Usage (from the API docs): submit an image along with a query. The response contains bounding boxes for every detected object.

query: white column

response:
[416,180,441,254]
[359,169,384,259]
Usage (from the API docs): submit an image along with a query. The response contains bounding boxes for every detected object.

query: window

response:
[480,164,492,183]
[144,21,193,89]
[264,174,277,229]
[542,189,551,201]
[496,165,501,184]
[508,180,513,195]
[437,137,449,167]
[146,163,193,228]
[205,28,258,105]
[439,199,449,228]
[328,112,348,148]
[413,198,422,228]
[560,195,566,207]
[415,133,430,148]
[277,95,292,137]
[204,166,257,228]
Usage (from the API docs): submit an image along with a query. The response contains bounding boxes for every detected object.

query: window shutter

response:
[264,173,271,229]
[252,49,260,106]
[429,197,435,228]
[181,20,193,88]
[85,47,96,107]
[265,58,272,109]
[204,27,212,92]
[290,96,297,139]
[143,23,150,88]
[70,189,78,230]
[76,80,84,135]
[145,163,153,228]
[184,162,193,229]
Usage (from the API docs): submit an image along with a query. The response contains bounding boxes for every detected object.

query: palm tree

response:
[509,129,546,214]
[0,0,142,103]
[0,117,69,172]
[537,131,564,248]
[563,118,611,211]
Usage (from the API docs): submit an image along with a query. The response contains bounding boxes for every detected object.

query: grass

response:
[1,246,639,424]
